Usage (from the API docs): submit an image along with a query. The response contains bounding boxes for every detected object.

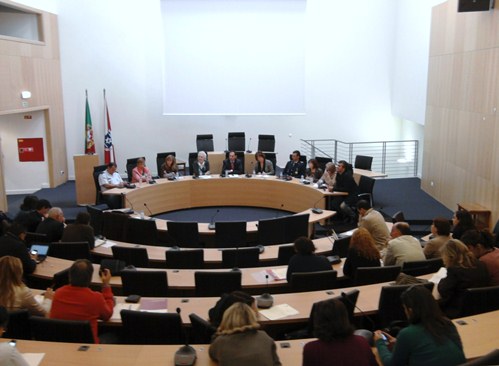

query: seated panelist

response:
[159,154,178,179]
[283,150,306,178]
[254,151,274,175]
[131,158,152,183]
[221,151,244,176]
[193,151,210,176]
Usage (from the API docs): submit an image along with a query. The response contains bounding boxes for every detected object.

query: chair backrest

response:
[121,270,169,297]
[165,249,204,269]
[377,282,434,328]
[52,267,70,290]
[101,211,129,241]
[265,152,277,174]
[459,349,499,366]
[189,313,216,344]
[354,155,373,170]
[86,204,109,236]
[196,134,214,152]
[215,221,247,248]
[331,236,351,258]
[257,134,275,152]
[112,246,149,268]
[277,245,295,265]
[392,211,406,223]
[459,285,499,317]
[258,216,287,245]
[228,132,245,152]
[283,214,310,243]
[315,156,333,171]
[493,219,499,247]
[125,218,159,245]
[30,316,94,343]
[156,151,176,176]
[25,232,49,245]
[4,309,30,340]
[167,221,200,248]
[93,164,107,204]
[290,270,337,292]
[126,157,146,182]
[402,257,444,277]
[358,175,375,196]
[194,271,242,297]
[221,247,260,268]
[120,310,182,344]
[48,242,91,261]
[354,265,401,285]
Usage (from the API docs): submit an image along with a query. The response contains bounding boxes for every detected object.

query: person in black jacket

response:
[283,150,306,178]
[15,199,51,233]
[36,207,65,243]
[221,151,244,176]
[0,223,36,274]
[286,237,331,282]
[343,228,381,278]
[331,160,359,222]
[61,212,95,249]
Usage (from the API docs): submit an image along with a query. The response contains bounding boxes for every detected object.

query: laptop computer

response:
[30,244,50,263]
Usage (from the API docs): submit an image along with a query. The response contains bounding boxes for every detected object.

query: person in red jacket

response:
[50,259,114,343]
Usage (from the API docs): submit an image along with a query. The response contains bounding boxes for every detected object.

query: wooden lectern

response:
[74,154,99,205]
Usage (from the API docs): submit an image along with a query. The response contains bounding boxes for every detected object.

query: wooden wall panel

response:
[423,0,499,228]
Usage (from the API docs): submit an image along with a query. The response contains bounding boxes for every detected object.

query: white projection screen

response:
[161,0,306,115]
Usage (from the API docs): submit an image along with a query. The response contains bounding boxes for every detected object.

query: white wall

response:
[11,0,444,178]
[0,111,50,194]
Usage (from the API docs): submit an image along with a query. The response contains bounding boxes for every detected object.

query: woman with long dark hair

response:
[451,210,475,240]
[374,285,466,366]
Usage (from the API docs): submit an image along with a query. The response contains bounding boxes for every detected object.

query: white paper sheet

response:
[259,304,299,321]
[111,303,140,320]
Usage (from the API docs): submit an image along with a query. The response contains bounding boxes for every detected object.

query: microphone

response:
[143,203,154,219]
[121,193,134,214]
[174,307,197,366]
[311,196,324,214]
[340,291,375,331]
[246,137,252,153]
[208,209,220,230]
[257,274,274,308]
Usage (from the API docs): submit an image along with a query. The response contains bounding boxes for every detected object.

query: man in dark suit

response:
[283,150,306,178]
[0,223,37,274]
[61,212,95,248]
[15,199,52,233]
[332,160,359,222]
[36,207,65,242]
[221,151,244,176]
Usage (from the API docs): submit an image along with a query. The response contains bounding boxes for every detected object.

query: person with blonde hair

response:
[159,154,178,179]
[209,302,281,366]
[0,256,52,316]
[343,228,381,278]
[193,151,210,176]
[438,239,489,318]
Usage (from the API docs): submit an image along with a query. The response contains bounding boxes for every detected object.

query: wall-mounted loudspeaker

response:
[458,0,494,12]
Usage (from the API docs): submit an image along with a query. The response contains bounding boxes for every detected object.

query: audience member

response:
[13,195,39,225]
[461,230,499,286]
[424,217,452,259]
[159,154,178,179]
[286,237,331,282]
[36,207,65,242]
[98,162,124,209]
[193,151,210,176]
[303,299,377,366]
[209,302,281,366]
[0,223,36,275]
[451,210,475,240]
[357,200,390,251]
[208,290,256,327]
[254,151,274,175]
[343,228,381,278]
[0,306,30,366]
[15,199,51,233]
[50,259,114,343]
[61,212,95,249]
[438,239,490,318]
[283,150,305,178]
[374,285,465,366]
[131,158,152,183]
[319,162,336,190]
[221,151,244,176]
[0,256,52,316]
[331,160,358,222]
[305,159,323,182]
[384,222,425,266]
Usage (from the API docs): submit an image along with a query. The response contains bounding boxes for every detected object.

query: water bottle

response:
[300,175,304,183]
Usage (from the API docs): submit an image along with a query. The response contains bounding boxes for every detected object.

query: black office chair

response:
[493,219,499,247]
[167,221,201,248]
[25,232,48,245]
[331,236,351,258]
[354,265,401,286]
[121,270,169,297]
[101,211,128,241]
[165,249,204,269]
[52,267,70,290]
[215,221,247,248]
[221,247,260,268]
[402,258,443,276]
[277,245,295,265]
[354,155,373,171]
[315,156,333,171]
[358,176,375,207]
[112,246,150,268]
[196,134,214,152]
[156,151,176,177]
[86,204,109,236]
[4,310,31,340]
[283,214,310,243]
[120,310,182,344]
[290,270,337,292]
[458,285,499,317]
[30,317,94,343]
[288,154,307,163]
[48,242,91,261]
[258,216,287,245]
[125,218,159,246]
[265,152,277,174]
[194,271,242,297]
[459,349,499,366]
[93,164,108,204]
[126,156,146,182]
[257,134,275,152]
[392,211,406,223]
[189,313,216,344]
[228,132,245,152]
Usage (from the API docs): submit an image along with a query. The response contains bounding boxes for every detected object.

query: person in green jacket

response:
[374,285,466,366]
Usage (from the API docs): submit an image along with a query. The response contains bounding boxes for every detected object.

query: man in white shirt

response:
[357,200,390,252]
[384,222,425,266]
[98,162,124,209]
